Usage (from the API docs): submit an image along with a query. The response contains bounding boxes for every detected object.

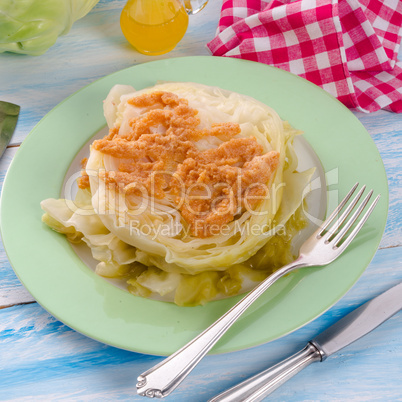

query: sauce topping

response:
[88,91,280,237]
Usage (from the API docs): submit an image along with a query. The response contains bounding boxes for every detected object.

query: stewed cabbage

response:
[41,82,314,306]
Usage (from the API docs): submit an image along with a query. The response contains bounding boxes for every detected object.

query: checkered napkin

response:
[207,0,402,113]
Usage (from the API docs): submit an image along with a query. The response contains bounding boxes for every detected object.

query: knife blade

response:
[210,282,402,402]
[0,101,20,158]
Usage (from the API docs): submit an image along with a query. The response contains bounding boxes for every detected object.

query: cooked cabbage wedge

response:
[41,82,314,306]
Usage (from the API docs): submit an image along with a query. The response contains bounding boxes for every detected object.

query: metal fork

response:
[136,183,380,399]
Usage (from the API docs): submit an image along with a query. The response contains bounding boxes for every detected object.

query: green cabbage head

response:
[0,0,99,55]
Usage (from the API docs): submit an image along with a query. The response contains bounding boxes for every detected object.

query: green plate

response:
[0,56,388,356]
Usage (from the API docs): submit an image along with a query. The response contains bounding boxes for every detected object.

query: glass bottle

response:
[120,0,208,56]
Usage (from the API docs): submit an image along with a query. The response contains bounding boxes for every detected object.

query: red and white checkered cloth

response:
[207,0,402,113]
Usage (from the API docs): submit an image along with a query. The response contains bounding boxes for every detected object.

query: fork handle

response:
[136,256,309,398]
[208,343,322,402]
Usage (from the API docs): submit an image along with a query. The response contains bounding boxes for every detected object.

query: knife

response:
[0,101,20,158]
[209,282,402,402]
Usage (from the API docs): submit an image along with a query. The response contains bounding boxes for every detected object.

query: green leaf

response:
[0,101,20,156]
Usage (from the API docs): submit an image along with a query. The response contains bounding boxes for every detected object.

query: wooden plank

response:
[358,111,402,249]
[0,148,35,308]
[1,246,401,400]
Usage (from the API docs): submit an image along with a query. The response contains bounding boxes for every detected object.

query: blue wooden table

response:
[1,1,401,400]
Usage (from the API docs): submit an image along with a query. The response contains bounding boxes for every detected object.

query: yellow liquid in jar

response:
[120,0,189,56]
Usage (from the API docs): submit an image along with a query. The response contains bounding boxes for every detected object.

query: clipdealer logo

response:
[61,167,340,237]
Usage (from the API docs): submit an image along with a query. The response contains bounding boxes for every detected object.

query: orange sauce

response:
[91,91,280,237]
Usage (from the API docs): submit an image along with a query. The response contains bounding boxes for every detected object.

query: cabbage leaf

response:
[0,0,99,55]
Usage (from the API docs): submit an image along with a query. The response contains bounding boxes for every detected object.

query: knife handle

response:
[209,343,322,402]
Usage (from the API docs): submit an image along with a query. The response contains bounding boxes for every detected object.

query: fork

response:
[136,183,380,398]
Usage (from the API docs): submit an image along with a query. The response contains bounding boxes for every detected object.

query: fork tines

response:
[318,183,380,249]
